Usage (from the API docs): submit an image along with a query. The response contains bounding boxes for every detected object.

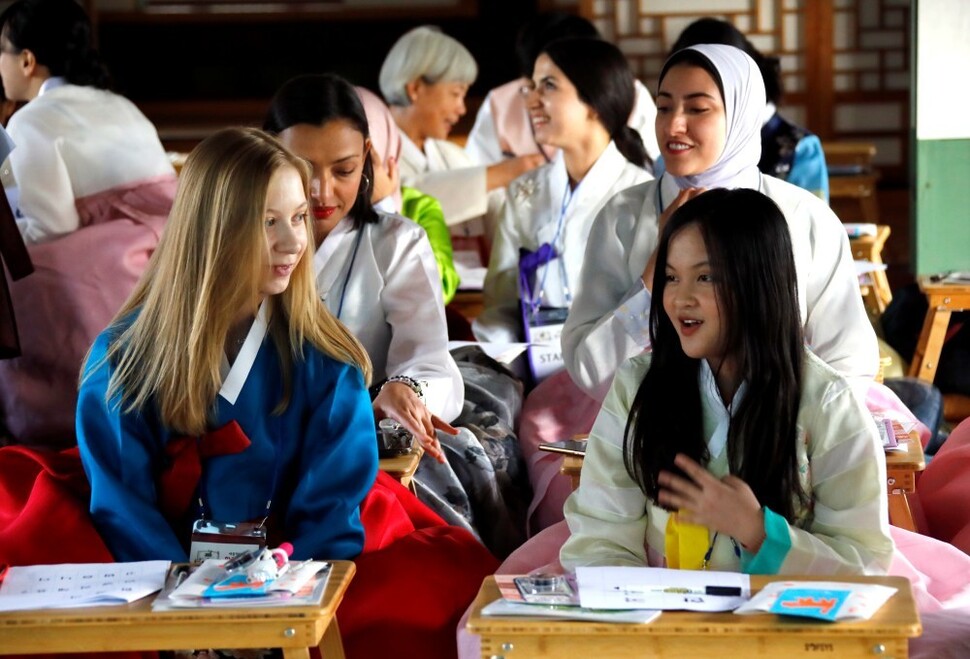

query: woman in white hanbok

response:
[379,25,544,240]
[267,75,536,557]
[0,0,175,447]
[473,37,653,345]
[464,11,660,168]
[524,44,933,538]
[469,39,655,536]
[265,73,461,462]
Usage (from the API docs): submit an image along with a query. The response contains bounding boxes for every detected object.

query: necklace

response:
[701,532,742,570]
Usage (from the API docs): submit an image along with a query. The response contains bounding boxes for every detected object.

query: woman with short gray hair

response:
[379,26,544,251]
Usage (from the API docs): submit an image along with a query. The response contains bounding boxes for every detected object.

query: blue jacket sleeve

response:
[76,334,188,562]
[285,356,378,561]
[788,135,830,203]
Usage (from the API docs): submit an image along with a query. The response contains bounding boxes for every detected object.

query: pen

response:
[620,584,743,597]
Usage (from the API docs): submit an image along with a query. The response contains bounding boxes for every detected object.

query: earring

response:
[361,174,371,189]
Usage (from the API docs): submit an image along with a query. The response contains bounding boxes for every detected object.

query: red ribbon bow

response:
[157,420,251,523]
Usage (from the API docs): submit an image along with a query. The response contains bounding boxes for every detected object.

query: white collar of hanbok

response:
[699,358,748,459]
[547,141,628,219]
[219,298,270,405]
[399,131,429,170]
[312,216,355,278]
[39,77,68,96]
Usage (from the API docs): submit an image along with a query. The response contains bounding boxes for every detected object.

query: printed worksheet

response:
[0,561,170,611]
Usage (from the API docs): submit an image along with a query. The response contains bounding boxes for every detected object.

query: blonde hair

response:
[88,126,372,435]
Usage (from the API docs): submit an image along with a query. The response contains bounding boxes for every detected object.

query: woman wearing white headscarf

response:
[563,43,878,400]
[457,44,970,659]
[517,44,881,538]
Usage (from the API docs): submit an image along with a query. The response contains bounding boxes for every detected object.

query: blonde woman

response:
[75,126,497,659]
[76,126,376,562]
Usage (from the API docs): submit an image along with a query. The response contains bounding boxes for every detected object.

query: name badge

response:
[523,306,568,385]
[189,519,267,563]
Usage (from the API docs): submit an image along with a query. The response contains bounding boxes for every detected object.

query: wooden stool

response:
[907,277,970,385]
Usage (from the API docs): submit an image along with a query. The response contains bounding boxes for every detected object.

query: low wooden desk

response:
[561,453,584,491]
[468,574,920,658]
[0,560,355,659]
[380,445,424,492]
[850,225,893,317]
[908,277,970,384]
[560,435,925,532]
[885,431,926,533]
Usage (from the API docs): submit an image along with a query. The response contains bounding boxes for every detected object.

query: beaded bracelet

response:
[383,374,426,404]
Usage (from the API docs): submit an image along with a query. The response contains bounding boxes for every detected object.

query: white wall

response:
[915,0,970,140]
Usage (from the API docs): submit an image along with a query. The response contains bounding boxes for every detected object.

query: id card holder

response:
[189,519,267,563]
[522,305,569,385]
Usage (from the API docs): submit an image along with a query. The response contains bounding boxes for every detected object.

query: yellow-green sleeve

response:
[400,186,460,304]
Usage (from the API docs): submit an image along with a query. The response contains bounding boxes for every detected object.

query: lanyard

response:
[196,435,279,523]
[336,228,365,320]
[531,181,578,313]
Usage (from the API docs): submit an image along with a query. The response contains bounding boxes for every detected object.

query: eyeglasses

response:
[518,79,557,98]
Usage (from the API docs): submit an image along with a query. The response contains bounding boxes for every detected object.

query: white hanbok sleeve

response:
[756,354,894,575]
[399,140,489,227]
[7,110,81,243]
[560,354,652,568]
[464,92,504,166]
[562,181,658,399]
[378,222,464,422]
[472,183,527,343]
[770,178,879,384]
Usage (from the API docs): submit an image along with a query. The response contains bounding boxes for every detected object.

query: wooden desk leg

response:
[908,307,952,383]
[318,617,347,659]
[888,492,917,532]
[872,269,892,312]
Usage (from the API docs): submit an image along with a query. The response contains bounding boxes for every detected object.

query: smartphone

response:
[538,438,588,457]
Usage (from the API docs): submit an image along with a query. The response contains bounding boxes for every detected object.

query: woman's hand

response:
[641,187,706,290]
[485,154,546,191]
[372,382,457,463]
[657,453,765,553]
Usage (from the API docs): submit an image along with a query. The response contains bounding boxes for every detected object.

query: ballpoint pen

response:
[618,584,744,597]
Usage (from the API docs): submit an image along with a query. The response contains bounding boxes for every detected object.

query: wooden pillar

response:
[804,0,835,139]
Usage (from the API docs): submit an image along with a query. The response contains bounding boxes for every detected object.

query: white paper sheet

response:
[576,566,750,612]
[448,340,529,364]
[0,560,170,611]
